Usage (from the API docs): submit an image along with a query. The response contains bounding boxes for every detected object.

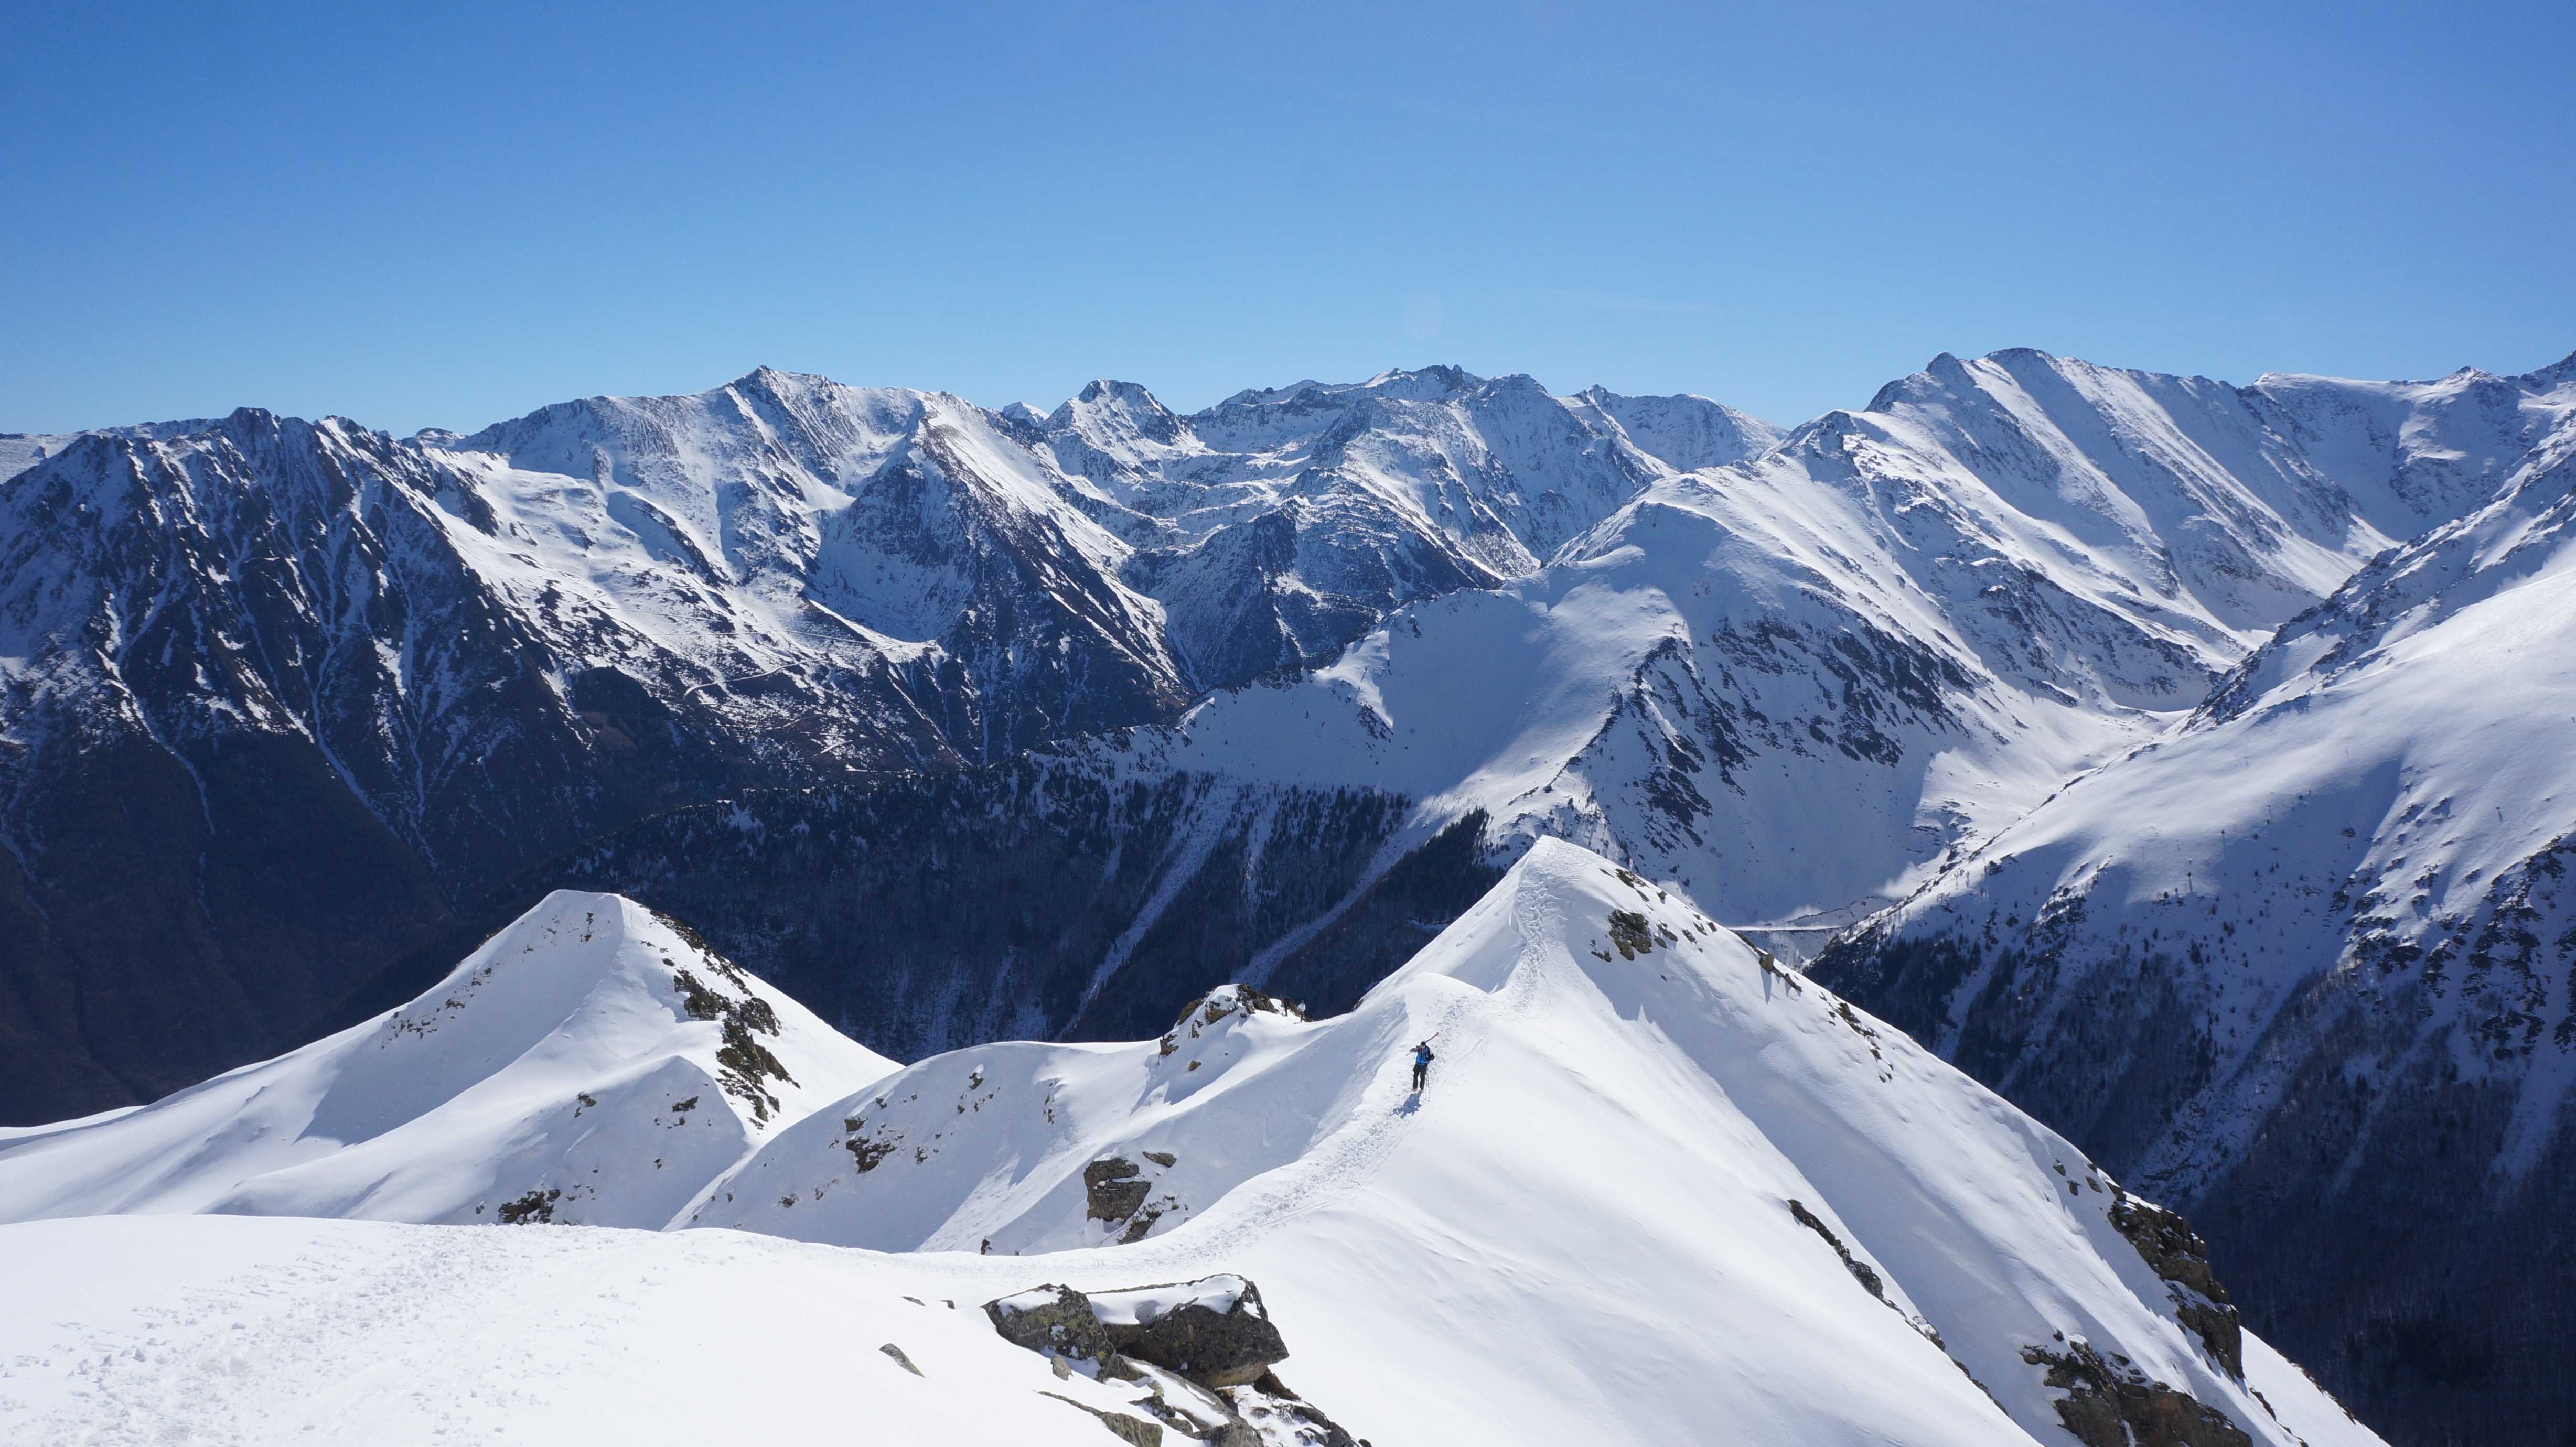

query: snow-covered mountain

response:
[1042,366,1778,687]
[525,352,2576,1082]
[0,891,893,1227]
[1813,353,2576,1447]
[1040,351,2576,947]
[0,840,2381,1447]
[10,347,2576,1444]
[0,365,1768,1119]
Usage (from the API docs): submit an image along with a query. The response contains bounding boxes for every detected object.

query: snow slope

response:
[1821,364,2576,1196]
[696,838,2374,1447]
[0,1215,1203,1447]
[0,839,2381,1444]
[0,891,894,1228]
[1811,359,2576,1445]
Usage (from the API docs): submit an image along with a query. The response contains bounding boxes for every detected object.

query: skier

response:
[1410,1038,1436,1092]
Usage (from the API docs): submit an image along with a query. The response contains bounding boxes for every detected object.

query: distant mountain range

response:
[4,346,2571,1445]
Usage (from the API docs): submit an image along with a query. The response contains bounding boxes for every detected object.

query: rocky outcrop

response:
[1085,1159,1154,1224]
[2021,1338,2251,1447]
[988,1277,1363,1446]
[1159,986,1304,1055]
[987,1283,1121,1367]
[2109,1187,2243,1378]
[1088,1278,1290,1389]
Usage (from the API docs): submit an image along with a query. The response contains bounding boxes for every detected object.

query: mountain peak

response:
[0,890,895,1228]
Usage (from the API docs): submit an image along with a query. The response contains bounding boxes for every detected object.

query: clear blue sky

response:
[4,1,2570,436]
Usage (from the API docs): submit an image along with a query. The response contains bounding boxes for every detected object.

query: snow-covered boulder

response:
[988,1274,1287,1388]
[0,891,896,1227]
[989,1275,1351,1446]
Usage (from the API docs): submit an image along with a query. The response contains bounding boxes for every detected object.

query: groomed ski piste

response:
[0,841,2382,1446]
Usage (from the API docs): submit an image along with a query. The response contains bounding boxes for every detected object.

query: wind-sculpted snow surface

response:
[1813,360,2576,1445]
[0,892,894,1228]
[695,840,2375,1447]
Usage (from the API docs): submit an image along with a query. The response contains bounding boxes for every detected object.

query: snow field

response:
[0,1215,1168,1446]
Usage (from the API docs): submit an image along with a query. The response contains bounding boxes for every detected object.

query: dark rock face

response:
[1108,1281,1290,1390]
[1123,498,1499,694]
[1085,1159,1153,1223]
[1786,1198,1886,1302]
[2108,1189,2242,1378]
[988,1278,1290,1387]
[2193,1030,2575,1447]
[2021,1340,2252,1447]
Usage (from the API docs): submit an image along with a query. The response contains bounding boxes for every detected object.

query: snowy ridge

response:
[0,892,895,1227]
[0,840,2381,1446]
[693,839,2373,1447]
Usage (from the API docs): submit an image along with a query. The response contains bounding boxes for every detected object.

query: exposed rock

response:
[986,1283,1119,1367]
[1086,1158,1154,1222]
[990,1278,1292,1382]
[1607,909,1655,959]
[1107,1358,1259,1445]
[1039,1391,1165,1446]
[669,962,796,1123]
[1160,985,1306,1055]
[1226,1370,1364,1447]
[1093,1277,1291,1389]
[995,1276,1360,1444]
[1786,1197,1885,1300]
[2109,1187,2244,1377]
[2022,1340,2251,1447]
[494,1186,561,1225]
[1785,1198,1947,1348]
